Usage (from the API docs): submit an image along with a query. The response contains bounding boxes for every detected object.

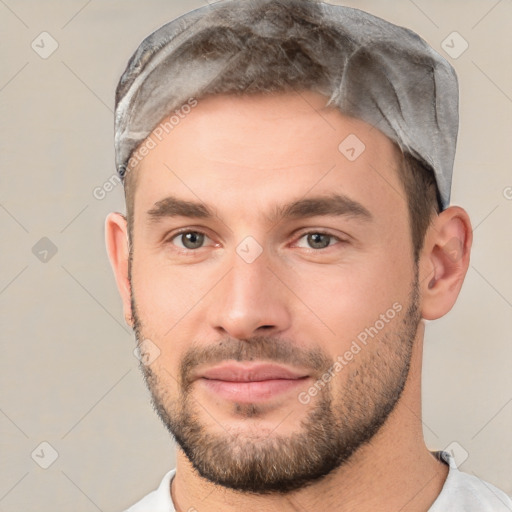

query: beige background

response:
[0,0,511,510]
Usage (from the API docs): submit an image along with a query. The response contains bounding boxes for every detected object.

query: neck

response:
[171,322,448,512]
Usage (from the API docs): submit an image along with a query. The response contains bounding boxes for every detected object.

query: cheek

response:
[130,255,210,376]
[132,254,200,319]
[285,250,413,352]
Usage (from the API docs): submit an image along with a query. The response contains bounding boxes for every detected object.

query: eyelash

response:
[165,228,346,252]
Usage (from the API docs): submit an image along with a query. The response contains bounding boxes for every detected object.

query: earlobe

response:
[420,206,473,320]
[105,212,133,328]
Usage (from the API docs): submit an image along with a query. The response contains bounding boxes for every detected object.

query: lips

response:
[200,363,308,382]
[196,363,310,403]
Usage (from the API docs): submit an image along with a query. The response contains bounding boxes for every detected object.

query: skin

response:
[106,91,473,511]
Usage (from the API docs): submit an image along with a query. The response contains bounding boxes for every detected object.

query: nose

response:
[205,249,292,340]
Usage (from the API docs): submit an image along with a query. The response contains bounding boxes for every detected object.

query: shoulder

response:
[430,453,512,511]
[122,469,176,512]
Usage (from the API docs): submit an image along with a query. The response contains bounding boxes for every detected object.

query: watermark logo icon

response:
[236,236,263,264]
[32,237,58,263]
[441,441,469,469]
[31,441,59,469]
[31,32,59,59]
[442,237,463,263]
[441,32,468,59]
[134,338,161,366]
[338,134,366,162]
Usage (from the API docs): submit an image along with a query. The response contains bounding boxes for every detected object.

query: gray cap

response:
[115,0,459,209]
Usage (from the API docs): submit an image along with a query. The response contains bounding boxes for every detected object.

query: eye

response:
[295,232,340,250]
[170,230,211,250]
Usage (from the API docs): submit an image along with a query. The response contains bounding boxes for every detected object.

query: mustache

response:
[179,335,332,389]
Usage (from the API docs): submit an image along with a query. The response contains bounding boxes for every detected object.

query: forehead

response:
[130,91,407,224]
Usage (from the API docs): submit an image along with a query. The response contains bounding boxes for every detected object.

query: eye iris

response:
[307,233,331,249]
[182,232,204,249]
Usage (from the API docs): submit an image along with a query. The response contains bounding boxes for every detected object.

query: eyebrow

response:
[146,193,372,224]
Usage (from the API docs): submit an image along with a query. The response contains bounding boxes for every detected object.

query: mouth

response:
[195,362,310,403]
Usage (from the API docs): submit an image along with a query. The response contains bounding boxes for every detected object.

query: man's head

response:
[106,0,472,495]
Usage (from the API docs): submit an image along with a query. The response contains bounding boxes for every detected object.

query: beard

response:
[130,268,421,495]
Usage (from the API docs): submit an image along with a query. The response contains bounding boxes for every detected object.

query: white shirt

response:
[123,452,512,511]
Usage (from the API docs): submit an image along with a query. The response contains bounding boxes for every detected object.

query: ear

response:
[105,212,133,328]
[419,206,473,320]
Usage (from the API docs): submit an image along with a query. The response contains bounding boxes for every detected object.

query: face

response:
[128,91,421,493]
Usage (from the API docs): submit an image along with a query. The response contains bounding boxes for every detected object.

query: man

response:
[106,0,512,510]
